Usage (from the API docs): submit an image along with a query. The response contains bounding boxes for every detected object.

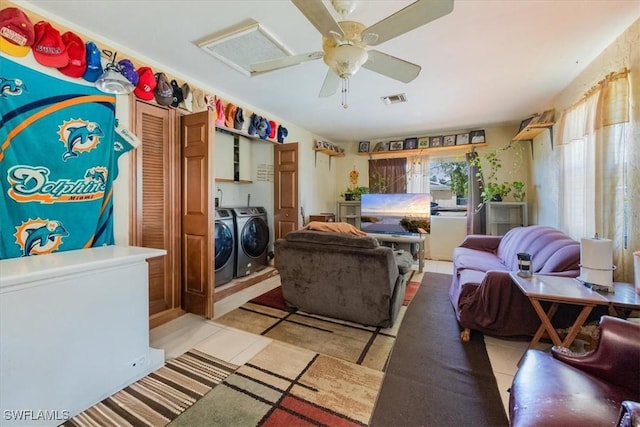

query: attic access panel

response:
[197,19,292,76]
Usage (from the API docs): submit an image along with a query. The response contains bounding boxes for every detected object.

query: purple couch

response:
[449,225,583,339]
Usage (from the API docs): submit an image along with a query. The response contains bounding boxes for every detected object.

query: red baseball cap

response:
[58,31,86,77]
[32,21,69,68]
[134,66,156,101]
[269,120,277,139]
[0,7,35,57]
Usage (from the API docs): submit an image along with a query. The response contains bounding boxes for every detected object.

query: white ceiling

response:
[16,0,640,143]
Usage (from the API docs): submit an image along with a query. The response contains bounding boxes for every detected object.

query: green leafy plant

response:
[511,181,525,202]
[482,182,511,202]
[340,186,369,201]
[439,161,469,197]
[470,148,525,204]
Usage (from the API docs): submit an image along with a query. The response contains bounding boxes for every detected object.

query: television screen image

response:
[360,193,431,235]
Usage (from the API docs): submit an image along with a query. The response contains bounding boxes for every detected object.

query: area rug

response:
[214,277,422,372]
[168,340,381,426]
[63,350,237,426]
[369,272,509,426]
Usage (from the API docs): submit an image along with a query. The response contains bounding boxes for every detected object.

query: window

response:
[559,92,598,239]
[558,69,631,281]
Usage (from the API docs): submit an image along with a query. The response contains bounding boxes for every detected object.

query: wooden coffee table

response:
[510,273,610,350]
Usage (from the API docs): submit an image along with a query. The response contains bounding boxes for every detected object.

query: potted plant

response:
[341,186,369,201]
[470,149,524,204]
[482,182,511,202]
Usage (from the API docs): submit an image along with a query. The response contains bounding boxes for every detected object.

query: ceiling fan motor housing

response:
[322,21,368,77]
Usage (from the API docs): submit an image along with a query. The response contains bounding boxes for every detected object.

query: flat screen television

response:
[360,193,431,235]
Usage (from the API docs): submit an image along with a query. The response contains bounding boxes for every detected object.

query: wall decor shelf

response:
[313,147,345,169]
[357,143,488,159]
[215,178,252,184]
[216,124,279,145]
[512,109,555,157]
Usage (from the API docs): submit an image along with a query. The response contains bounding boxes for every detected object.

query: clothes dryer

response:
[232,206,270,277]
[214,208,235,286]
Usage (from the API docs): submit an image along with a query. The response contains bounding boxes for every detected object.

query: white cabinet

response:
[430,216,467,260]
[336,201,361,228]
[215,129,252,182]
[0,246,166,424]
[486,202,527,235]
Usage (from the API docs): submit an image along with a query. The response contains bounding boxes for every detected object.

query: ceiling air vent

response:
[381,93,408,105]
[196,19,292,77]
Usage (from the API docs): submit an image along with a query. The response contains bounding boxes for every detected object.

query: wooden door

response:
[131,101,182,329]
[181,111,215,318]
[274,143,299,239]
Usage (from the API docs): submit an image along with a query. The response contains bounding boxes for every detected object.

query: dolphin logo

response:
[0,77,27,97]
[62,125,104,161]
[22,220,69,256]
[84,168,107,185]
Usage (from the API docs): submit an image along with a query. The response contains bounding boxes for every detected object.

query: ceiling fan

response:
[250,0,454,108]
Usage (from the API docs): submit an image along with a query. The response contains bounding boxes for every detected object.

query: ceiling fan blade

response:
[364,0,454,46]
[362,50,421,83]
[250,51,323,74]
[291,0,344,38]
[319,70,340,97]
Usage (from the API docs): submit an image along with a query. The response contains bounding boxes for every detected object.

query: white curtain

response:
[558,69,632,282]
[406,156,430,193]
[559,94,598,239]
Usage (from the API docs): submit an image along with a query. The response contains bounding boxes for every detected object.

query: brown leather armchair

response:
[509,316,640,427]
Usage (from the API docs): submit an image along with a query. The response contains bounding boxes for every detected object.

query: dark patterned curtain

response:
[368,158,407,193]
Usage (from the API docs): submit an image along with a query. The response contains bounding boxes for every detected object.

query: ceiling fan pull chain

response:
[342,77,349,109]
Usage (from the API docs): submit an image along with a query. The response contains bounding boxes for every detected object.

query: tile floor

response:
[150,260,535,417]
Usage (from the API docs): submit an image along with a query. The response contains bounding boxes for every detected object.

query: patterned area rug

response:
[214,279,421,372]
[64,277,421,426]
[168,340,381,426]
[63,350,237,426]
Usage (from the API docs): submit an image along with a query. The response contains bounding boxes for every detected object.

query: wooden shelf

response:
[512,109,555,155]
[313,147,344,170]
[357,143,488,158]
[215,178,252,184]
[313,147,345,157]
[216,125,279,144]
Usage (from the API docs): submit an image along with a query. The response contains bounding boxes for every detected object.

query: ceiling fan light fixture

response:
[323,44,368,78]
[323,44,367,109]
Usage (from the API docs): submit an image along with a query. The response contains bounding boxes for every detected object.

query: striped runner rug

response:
[63,350,237,426]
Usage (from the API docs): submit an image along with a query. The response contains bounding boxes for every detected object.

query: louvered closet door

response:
[132,100,183,328]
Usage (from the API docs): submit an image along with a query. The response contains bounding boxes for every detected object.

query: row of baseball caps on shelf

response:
[0,7,186,103]
[217,102,288,143]
[0,7,288,142]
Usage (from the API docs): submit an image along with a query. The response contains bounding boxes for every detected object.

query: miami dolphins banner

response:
[0,56,121,259]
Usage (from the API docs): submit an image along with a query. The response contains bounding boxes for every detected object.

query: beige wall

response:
[11,1,341,240]
[334,124,530,208]
[7,3,638,244]
[534,18,639,234]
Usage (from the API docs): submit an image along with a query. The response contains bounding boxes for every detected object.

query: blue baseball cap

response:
[247,113,259,135]
[258,118,270,140]
[82,41,102,82]
[277,125,288,143]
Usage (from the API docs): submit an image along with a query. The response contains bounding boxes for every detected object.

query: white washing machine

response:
[232,206,270,278]
[214,208,235,286]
